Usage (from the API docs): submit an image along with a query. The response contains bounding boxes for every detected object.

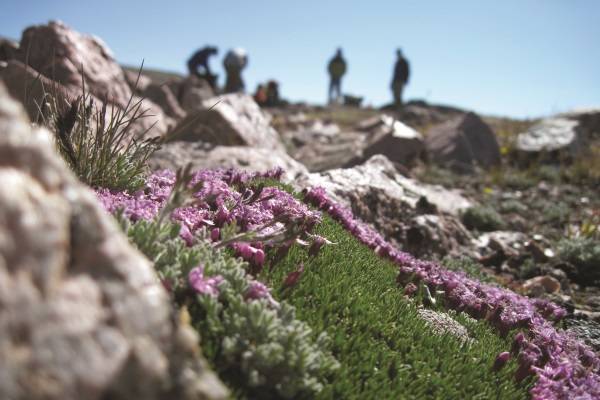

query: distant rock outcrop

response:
[0,82,228,400]
[0,60,80,121]
[171,93,284,150]
[562,108,600,140]
[425,112,501,172]
[517,117,582,156]
[517,109,600,158]
[0,37,18,62]
[1,23,172,139]
[17,21,132,109]
[143,83,186,120]
[358,114,425,166]
[177,75,216,113]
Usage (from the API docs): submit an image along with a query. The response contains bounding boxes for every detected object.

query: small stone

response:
[523,275,561,296]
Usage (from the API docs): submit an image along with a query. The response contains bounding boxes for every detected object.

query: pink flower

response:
[246,280,280,308]
[492,352,510,372]
[283,263,305,289]
[188,265,223,298]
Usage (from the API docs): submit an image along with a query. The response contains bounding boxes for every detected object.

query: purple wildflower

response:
[188,265,224,298]
[492,351,511,372]
[282,263,305,289]
[246,280,280,308]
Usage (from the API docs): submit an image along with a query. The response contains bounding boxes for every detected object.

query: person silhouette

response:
[327,48,347,104]
[223,48,248,93]
[187,46,218,89]
[391,48,410,106]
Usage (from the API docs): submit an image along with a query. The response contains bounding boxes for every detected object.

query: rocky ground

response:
[1,20,599,398]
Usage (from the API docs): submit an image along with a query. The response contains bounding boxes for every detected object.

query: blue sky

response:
[3,0,599,118]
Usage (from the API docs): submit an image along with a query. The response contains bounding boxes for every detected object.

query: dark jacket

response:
[328,55,347,79]
[188,47,216,72]
[393,57,410,83]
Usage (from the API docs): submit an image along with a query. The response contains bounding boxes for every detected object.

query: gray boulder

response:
[516,117,581,155]
[0,60,172,139]
[395,100,466,129]
[425,112,501,172]
[178,75,216,113]
[300,155,474,257]
[171,93,283,150]
[0,60,79,122]
[283,120,365,172]
[17,21,133,109]
[143,83,186,120]
[123,68,152,93]
[0,37,18,62]
[562,108,600,140]
[0,83,228,400]
[358,114,425,166]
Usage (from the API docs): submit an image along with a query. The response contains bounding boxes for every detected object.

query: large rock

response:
[425,112,501,172]
[358,114,424,166]
[17,21,132,109]
[178,76,215,113]
[384,100,466,128]
[0,37,18,62]
[0,60,79,122]
[123,68,152,93]
[171,93,283,150]
[562,108,600,140]
[131,96,175,139]
[143,83,186,120]
[150,142,308,183]
[0,83,227,400]
[0,60,171,139]
[516,117,582,156]
[283,120,366,172]
[300,155,474,257]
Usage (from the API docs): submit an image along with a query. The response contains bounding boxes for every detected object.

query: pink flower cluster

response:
[232,242,266,271]
[303,186,600,400]
[245,280,280,308]
[98,168,321,244]
[97,167,319,308]
[188,265,224,297]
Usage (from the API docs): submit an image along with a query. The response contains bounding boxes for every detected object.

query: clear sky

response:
[3,0,599,118]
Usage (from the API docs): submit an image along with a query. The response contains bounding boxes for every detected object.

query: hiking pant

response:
[225,68,244,93]
[392,80,405,105]
[329,77,342,104]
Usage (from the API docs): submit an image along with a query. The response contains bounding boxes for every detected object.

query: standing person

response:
[327,48,347,104]
[223,48,248,93]
[187,46,218,89]
[391,49,410,106]
[266,80,280,106]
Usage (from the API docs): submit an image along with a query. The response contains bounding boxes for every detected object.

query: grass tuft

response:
[40,68,161,191]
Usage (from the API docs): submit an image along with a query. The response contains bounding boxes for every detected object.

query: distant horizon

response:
[3,0,600,119]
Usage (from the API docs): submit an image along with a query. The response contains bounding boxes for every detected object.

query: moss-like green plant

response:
[542,202,570,225]
[119,215,338,399]
[499,199,528,215]
[558,237,600,283]
[262,215,531,399]
[461,205,505,232]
